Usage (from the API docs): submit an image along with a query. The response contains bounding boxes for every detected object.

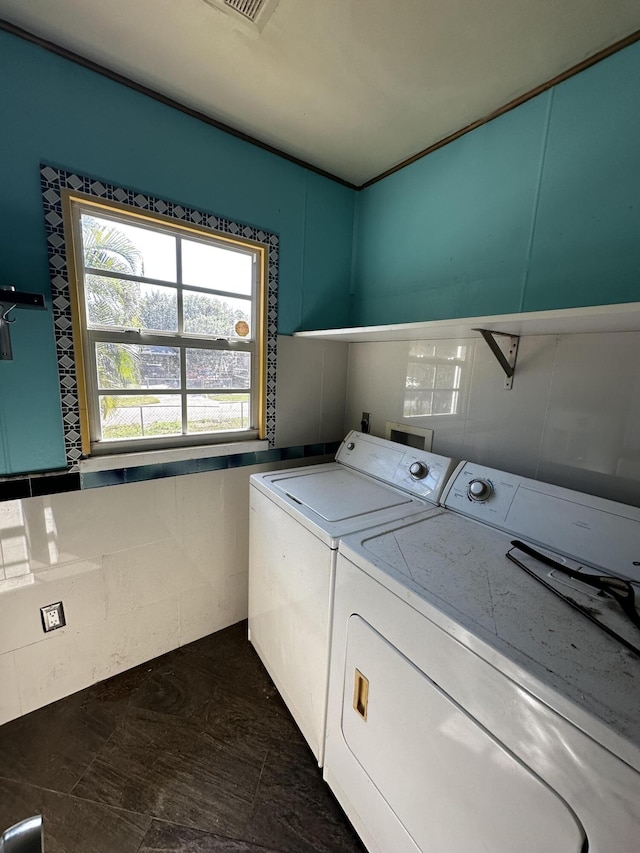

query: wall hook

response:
[0,287,46,361]
[1,304,17,324]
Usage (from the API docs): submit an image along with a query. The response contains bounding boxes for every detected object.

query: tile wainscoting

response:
[0,453,333,726]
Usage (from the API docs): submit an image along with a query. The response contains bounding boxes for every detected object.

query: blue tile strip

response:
[0,443,337,501]
[39,163,279,466]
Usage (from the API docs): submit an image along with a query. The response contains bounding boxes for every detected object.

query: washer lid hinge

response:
[473,328,520,390]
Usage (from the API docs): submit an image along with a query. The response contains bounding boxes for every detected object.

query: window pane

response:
[85,275,142,328]
[186,350,250,389]
[81,214,177,282]
[138,285,178,332]
[183,291,251,338]
[99,394,182,441]
[187,393,250,434]
[95,343,180,390]
[182,239,253,296]
[85,277,178,331]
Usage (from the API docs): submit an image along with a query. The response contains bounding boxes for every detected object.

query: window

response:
[65,196,266,455]
[403,343,468,417]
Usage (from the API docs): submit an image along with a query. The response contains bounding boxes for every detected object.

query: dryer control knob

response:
[468,479,493,501]
[346,442,355,450]
[409,461,429,480]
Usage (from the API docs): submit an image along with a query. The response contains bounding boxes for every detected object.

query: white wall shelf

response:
[293,302,640,343]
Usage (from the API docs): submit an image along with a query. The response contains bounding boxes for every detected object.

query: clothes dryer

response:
[325,462,640,852]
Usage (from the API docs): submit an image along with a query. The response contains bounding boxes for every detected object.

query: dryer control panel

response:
[442,462,640,580]
[336,431,458,504]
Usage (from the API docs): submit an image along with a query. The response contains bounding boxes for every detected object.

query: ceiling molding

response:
[361,28,640,190]
[0,18,357,190]
[2,18,639,191]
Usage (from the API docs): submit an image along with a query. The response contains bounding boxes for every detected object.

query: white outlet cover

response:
[40,602,66,632]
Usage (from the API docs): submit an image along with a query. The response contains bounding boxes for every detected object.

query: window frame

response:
[39,162,280,472]
[59,188,270,458]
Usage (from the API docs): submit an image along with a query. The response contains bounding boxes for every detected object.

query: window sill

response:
[0,440,341,502]
[79,440,270,473]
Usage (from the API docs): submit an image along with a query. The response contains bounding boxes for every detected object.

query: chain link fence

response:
[102,400,248,438]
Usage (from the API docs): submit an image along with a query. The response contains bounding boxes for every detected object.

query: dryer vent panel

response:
[385,422,434,451]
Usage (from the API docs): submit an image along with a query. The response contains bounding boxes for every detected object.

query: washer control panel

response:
[336,431,458,504]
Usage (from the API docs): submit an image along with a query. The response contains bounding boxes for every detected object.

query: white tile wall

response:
[345,330,640,507]
[275,336,348,447]
[463,335,558,477]
[0,460,322,726]
[0,652,20,723]
[345,340,469,457]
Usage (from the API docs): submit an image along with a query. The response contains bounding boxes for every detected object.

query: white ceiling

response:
[1,0,639,185]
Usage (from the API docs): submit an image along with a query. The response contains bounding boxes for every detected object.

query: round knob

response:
[346,442,355,450]
[409,461,429,480]
[467,479,493,501]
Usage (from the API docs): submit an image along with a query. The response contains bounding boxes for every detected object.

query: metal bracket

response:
[0,287,46,361]
[473,328,520,389]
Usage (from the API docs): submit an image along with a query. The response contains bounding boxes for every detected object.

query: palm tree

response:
[82,215,144,327]
[82,217,143,273]
[81,216,144,418]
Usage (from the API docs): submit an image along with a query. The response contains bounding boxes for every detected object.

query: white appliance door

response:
[340,615,586,853]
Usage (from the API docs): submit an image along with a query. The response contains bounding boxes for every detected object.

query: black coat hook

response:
[0,287,46,361]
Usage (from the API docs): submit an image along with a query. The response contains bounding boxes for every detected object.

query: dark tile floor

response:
[0,622,365,853]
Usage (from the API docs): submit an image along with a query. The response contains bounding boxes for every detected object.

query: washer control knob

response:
[409,461,429,480]
[468,479,493,501]
[346,442,355,451]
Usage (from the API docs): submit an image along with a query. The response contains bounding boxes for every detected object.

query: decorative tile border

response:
[0,442,340,503]
[39,164,279,468]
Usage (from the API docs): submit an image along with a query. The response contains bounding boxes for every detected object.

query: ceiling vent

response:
[224,0,265,21]
[202,0,279,33]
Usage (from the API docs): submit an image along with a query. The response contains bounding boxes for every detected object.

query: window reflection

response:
[0,502,35,591]
[404,343,468,417]
[0,501,60,593]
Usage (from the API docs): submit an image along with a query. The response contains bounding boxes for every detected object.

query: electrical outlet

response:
[40,602,66,633]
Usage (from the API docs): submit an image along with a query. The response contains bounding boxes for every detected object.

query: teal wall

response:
[0,31,355,475]
[351,41,640,326]
[3,29,639,476]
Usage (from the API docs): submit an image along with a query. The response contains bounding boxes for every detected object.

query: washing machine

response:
[248,430,458,765]
[324,461,640,852]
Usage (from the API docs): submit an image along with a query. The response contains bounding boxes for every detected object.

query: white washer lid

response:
[275,468,413,522]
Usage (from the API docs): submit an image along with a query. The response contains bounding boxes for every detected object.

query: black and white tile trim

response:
[39,164,279,468]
